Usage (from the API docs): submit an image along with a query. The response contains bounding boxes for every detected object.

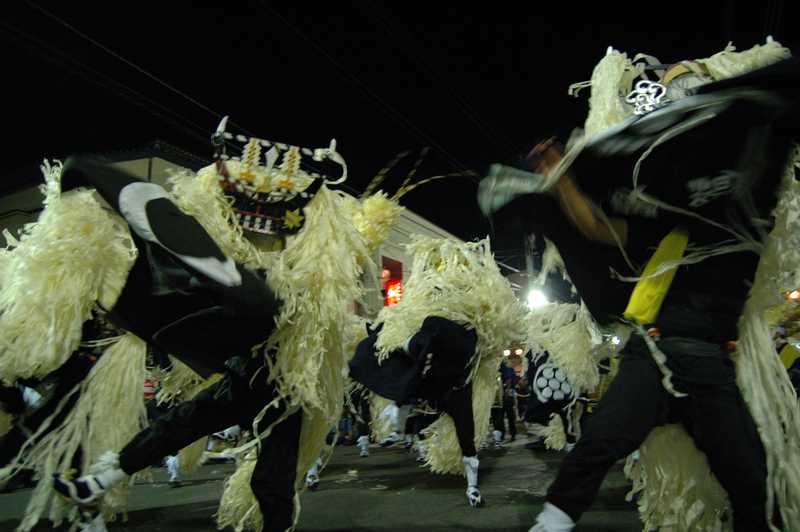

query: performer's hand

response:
[530,137,563,176]
[529,138,569,199]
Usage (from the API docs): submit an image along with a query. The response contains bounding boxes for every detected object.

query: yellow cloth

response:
[623,228,689,325]
[780,343,800,369]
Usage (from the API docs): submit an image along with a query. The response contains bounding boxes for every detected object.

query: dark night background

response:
[1,1,796,272]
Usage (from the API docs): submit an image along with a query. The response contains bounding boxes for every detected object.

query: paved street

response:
[0,438,641,531]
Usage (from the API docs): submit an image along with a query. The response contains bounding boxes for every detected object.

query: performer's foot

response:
[463,455,482,507]
[529,502,575,532]
[305,473,320,490]
[165,455,181,485]
[493,430,503,449]
[414,441,428,464]
[53,472,107,505]
[77,507,108,532]
[466,486,485,508]
[357,435,370,458]
[53,452,126,505]
[379,431,402,448]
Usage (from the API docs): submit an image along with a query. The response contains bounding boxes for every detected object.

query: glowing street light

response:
[527,289,549,309]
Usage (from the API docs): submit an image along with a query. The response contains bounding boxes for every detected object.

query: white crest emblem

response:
[626,80,669,115]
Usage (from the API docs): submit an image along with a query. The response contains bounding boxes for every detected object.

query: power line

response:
[24,0,279,150]
[0,21,216,149]
[22,2,472,190]
[6,8,337,180]
[762,0,784,40]
[771,0,785,39]
[259,2,479,179]
[26,1,229,123]
[723,1,735,43]
[357,3,519,160]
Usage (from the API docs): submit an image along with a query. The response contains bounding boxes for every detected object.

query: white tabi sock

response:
[463,455,479,488]
[531,502,575,532]
[93,467,126,490]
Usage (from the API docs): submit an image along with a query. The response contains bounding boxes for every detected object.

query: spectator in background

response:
[516,375,530,422]
[500,360,518,442]
[788,358,800,398]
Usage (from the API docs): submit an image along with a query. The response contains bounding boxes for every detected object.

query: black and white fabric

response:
[349,316,477,405]
[530,353,574,404]
[572,56,800,228]
[59,157,282,377]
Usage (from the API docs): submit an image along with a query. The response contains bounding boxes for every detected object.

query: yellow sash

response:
[780,343,800,369]
[623,228,689,325]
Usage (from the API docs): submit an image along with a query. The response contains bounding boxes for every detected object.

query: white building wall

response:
[353,207,463,317]
[0,157,190,246]
[379,208,462,279]
[0,155,467,322]
[0,157,462,278]
[0,187,44,245]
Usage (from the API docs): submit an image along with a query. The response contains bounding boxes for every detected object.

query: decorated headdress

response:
[211,116,347,236]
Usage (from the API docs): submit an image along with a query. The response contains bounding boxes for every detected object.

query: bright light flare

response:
[527,289,548,309]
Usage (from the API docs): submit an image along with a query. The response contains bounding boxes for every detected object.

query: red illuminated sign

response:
[385,279,404,306]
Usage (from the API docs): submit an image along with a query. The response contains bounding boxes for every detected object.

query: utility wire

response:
[26,1,230,124]
[0,21,217,150]
[7,8,337,178]
[22,2,480,194]
[259,2,479,179]
[358,3,519,160]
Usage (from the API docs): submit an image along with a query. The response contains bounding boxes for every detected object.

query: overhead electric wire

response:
[8,6,341,179]
[20,2,481,198]
[771,0,784,39]
[26,1,231,125]
[723,1,735,43]
[258,2,480,180]
[357,3,520,161]
[0,20,218,151]
[762,0,784,40]
[24,1,289,158]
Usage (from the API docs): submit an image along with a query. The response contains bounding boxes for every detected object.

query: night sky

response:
[2,1,795,270]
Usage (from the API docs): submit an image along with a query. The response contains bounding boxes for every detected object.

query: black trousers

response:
[516,393,529,421]
[349,389,371,438]
[490,398,517,438]
[490,405,503,434]
[502,396,517,438]
[409,411,437,438]
[119,367,302,532]
[556,407,579,445]
[437,385,477,457]
[546,336,771,531]
[0,355,95,468]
